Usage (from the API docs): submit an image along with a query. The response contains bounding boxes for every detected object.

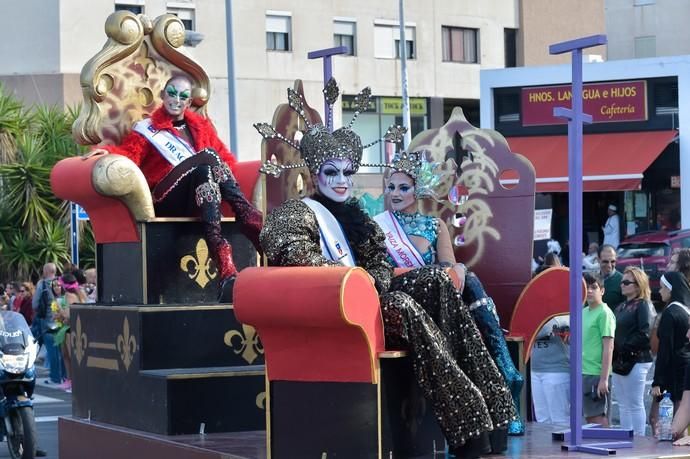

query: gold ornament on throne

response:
[71,11,217,222]
[73,11,211,146]
[180,238,217,288]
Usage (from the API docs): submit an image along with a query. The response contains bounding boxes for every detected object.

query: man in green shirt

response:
[582,272,616,427]
[599,244,624,308]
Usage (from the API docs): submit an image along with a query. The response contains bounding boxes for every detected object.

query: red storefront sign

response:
[521,80,648,126]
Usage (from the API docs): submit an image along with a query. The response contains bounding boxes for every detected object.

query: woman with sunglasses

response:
[12,282,35,326]
[652,272,690,411]
[611,267,655,436]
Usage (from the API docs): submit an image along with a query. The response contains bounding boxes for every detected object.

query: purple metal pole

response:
[549,35,638,456]
[570,47,585,447]
[307,46,349,132]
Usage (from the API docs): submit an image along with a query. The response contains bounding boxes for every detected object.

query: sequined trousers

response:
[380,266,516,449]
[463,272,525,435]
[153,149,263,279]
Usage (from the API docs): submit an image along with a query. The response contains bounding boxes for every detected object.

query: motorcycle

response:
[0,311,39,459]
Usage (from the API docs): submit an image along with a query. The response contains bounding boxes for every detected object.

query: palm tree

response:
[0,84,31,165]
[0,86,88,281]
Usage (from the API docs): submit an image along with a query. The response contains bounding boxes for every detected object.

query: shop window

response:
[442,26,478,63]
[342,94,428,169]
[115,3,143,14]
[334,20,356,56]
[634,36,656,58]
[266,13,291,51]
[167,6,195,31]
[496,93,520,123]
[374,22,416,59]
[504,28,517,68]
[654,81,678,116]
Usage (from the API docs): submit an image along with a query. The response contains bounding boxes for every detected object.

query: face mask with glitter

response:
[315,158,355,202]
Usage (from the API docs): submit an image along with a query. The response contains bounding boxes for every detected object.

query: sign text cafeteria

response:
[521,80,647,126]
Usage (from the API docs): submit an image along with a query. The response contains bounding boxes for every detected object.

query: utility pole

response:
[398,0,411,149]
[225,0,239,155]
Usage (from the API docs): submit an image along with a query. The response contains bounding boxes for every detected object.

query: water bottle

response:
[658,392,674,441]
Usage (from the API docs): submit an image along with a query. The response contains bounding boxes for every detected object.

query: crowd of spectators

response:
[530,243,690,440]
[0,262,96,393]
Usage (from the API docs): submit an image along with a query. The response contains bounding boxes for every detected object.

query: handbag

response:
[612,351,636,376]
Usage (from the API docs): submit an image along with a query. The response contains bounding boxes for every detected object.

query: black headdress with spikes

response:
[254,78,407,177]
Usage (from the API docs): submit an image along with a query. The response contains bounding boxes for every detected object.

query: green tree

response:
[0,85,90,281]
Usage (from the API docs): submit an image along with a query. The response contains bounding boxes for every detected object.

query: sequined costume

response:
[260,197,516,451]
[102,106,263,287]
[384,210,526,435]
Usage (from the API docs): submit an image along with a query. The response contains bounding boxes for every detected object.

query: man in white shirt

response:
[602,204,620,248]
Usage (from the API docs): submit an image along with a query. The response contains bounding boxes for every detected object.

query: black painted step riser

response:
[270,359,444,458]
[74,373,265,435]
[70,306,265,371]
[98,221,257,305]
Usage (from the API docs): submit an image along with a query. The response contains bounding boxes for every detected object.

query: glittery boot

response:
[195,181,238,302]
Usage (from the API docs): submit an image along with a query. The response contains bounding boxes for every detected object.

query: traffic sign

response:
[76,204,89,221]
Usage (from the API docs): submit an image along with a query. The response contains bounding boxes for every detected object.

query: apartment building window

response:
[442,26,478,63]
[634,36,656,58]
[168,5,195,31]
[334,20,356,56]
[115,2,144,14]
[504,28,517,68]
[266,13,291,51]
[374,21,416,59]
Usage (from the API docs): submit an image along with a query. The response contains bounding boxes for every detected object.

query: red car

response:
[616,229,690,300]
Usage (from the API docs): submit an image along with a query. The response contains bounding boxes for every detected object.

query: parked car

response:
[616,229,690,302]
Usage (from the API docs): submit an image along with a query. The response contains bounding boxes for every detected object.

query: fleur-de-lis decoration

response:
[255,392,266,410]
[224,324,263,364]
[116,317,137,371]
[70,315,88,366]
[180,238,217,288]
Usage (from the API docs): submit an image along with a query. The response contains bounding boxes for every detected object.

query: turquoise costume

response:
[389,211,438,265]
[386,210,526,435]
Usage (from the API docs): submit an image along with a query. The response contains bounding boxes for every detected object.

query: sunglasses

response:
[621,280,638,286]
[600,260,616,264]
[18,289,26,293]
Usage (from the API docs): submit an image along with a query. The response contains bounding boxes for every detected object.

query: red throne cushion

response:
[50,156,260,244]
[234,266,384,383]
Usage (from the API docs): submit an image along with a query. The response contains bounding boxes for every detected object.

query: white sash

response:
[373,210,425,268]
[132,118,196,167]
[669,301,690,317]
[302,198,356,267]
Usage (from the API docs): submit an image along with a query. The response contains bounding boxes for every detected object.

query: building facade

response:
[2,0,611,165]
[481,56,690,248]
[606,0,690,60]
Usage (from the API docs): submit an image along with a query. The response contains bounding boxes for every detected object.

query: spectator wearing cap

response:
[602,204,620,249]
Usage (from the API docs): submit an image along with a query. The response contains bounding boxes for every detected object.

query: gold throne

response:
[51,11,260,304]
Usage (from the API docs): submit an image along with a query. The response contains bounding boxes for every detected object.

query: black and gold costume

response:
[260,196,516,451]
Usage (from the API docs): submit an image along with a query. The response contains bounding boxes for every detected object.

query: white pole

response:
[398,0,411,149]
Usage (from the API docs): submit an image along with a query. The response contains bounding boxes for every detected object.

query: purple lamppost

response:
[307,46,349,132]
[549,34,633,455]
